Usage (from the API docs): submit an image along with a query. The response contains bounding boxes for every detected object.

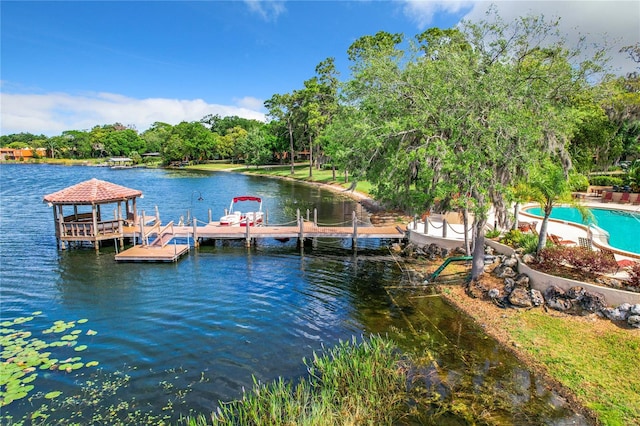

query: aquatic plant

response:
[0,313,99,407]
[187,335,409,425]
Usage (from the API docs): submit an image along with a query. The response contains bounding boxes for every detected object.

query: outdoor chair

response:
[632,193,640,205]
[619,192,631,203]
[517,221,538,234]
[601,191,613,203]
[578,237,593,251]
[549,234,577,246]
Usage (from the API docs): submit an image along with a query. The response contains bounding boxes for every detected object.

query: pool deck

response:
[407,199,640,264]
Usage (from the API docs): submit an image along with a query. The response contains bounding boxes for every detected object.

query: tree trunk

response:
[288,121,295,175]
[470,217,487,281]
[308,135,313,178]
[537,215,551,253]
[462,208,471,255]
[513,203,520,230]
[536,201,553,253]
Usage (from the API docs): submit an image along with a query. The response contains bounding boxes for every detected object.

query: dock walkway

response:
[115,219,406,262]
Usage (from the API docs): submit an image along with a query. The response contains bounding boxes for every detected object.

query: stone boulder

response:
[390,243,403,253]
[577,291,607,314]
[466,279,488,299]
[487,288,501,299]
[544,285,572,312]
[503,256,519,268]
[628,315,640,328]
[530,289,545,307]
[424,243,444,260]
[513,273,530,289]
[566,286,586,301]
[503,278,516,295]
[508,287,533,308]
[493,264,517,279]
[601,307,629,322]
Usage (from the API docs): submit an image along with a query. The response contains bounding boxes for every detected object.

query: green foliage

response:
[499,230,539,253]
[589,175,624,186]
[485,229,501,239]
[568,173,590,192]
[626,160,640,191]
[0,313,98,407]
[191,335,409,425]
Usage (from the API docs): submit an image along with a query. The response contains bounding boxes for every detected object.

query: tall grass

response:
[186,335,408,426]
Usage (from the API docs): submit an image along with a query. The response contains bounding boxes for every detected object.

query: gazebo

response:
[43,178,143,251]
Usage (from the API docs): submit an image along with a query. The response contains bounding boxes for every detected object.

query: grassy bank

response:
[441,285,640,426]
[189,163,374,195]
[187,335,410,425]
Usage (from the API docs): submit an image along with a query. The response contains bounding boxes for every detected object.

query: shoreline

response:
[437,285,600,424]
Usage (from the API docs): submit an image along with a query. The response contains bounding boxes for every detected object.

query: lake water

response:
[0,164,585,424]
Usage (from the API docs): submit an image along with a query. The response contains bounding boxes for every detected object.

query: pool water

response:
[525,206,640,254]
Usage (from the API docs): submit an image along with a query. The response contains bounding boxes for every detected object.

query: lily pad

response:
[74,345,88,352]
[44,390,62,399]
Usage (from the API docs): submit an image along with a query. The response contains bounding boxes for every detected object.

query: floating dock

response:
[114,243,190,262]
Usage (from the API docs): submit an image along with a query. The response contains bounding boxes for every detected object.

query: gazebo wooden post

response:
[117,202,124,249]
[133,198,138,226]
[92,204,99,252]
[57,205,66,250]
[51,204,60,249]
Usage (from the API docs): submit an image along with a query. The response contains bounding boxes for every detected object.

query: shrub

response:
[589,175,624,186]
[499,229,523,246]
[499,230,538,254]
[485,229,501,239]
[569,173,589,192]
[519,233,539,254]
[628,263,640,289]
[535,246,618,275]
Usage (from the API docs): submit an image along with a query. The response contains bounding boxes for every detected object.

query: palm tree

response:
[527,159,592,253]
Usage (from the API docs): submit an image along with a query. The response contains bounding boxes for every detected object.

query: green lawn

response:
[504,310,640,425]
[189,163,374,195]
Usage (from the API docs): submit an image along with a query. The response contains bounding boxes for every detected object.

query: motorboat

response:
[219,196,264,226]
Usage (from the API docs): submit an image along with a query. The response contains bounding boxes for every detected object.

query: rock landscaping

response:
[395,241,640,329]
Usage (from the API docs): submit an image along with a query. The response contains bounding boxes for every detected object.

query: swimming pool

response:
[525,206,640,254]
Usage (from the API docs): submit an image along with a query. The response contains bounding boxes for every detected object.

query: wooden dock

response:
[114,243,190,262]
[115,218,406,262]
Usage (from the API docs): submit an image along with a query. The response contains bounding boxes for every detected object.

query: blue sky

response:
[1,1,638,136]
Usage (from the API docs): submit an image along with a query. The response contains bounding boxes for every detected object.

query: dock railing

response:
[61,219,121,238]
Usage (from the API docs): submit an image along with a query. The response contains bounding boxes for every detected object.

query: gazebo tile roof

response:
[43,178,142,204]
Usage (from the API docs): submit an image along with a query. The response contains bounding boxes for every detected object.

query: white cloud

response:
[0,91,266,136]
[243,0,287,21]
[401,0,640,75]
[402,0,475,27]
[234,96,265,111]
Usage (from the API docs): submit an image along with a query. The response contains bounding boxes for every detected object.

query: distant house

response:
[0,147,47,161]
[108,157,133,168]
